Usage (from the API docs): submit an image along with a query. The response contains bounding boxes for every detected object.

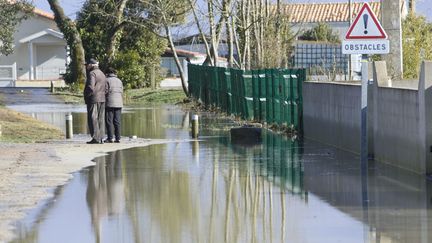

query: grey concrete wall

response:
[303,82,360,153]
[303,61,432,174]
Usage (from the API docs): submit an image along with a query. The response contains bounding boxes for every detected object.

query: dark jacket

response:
[106,73,123,108]
[84,67,107,104]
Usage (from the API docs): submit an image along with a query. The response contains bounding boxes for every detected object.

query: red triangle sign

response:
[345,3,387,39]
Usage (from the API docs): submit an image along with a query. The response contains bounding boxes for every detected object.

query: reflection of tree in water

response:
[122,144,198,243]
[84,132,305,242]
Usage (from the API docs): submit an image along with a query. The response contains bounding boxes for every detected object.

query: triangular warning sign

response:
[345,3,387,39]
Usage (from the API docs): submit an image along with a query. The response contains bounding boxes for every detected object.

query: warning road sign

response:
[345,2,387,39]
[342,2,389,54]
[342,40,390,54]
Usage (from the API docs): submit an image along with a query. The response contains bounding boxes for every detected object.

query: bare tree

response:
[145,0,191,96]
[188,0,214,66]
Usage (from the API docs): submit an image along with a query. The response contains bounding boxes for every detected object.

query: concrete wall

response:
[303,61,432,174]
[303,82,360,153]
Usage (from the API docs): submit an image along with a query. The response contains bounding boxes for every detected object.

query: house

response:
[275,1,407,80]
[273,1,407,40]
[0,8,67,87]
[161,48,227,78]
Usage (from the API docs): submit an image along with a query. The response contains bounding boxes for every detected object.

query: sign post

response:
[342,2,389,171]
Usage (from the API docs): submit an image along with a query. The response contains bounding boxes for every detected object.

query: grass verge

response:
[54,88,187,105]
[0,87,186,143]
[0,106,64,143]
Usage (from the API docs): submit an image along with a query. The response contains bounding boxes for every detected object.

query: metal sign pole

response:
[360,54,369,243]
[361,54,368,172]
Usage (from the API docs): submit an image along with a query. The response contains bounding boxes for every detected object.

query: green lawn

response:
[55,88,187,105]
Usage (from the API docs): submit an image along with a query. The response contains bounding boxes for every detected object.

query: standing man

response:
[84,58,107,144]
[104,67,123,143]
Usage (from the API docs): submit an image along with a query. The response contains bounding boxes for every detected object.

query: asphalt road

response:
[0,87,64,105]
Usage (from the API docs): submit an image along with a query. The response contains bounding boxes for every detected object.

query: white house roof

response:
[19,29,64,43]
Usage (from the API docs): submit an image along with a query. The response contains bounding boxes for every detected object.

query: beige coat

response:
[106,73,123,108]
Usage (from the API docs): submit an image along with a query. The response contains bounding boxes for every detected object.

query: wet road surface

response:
[4,90,432,243]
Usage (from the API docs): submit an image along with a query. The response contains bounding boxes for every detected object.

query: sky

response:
[34,0,432,21]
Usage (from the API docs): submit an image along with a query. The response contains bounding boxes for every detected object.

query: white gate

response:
[0,64,16,87]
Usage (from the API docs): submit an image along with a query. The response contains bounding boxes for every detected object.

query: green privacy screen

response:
[188,64,305,132]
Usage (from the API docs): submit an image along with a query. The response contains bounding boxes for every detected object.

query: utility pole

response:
[409,0,416,14]
[381,0,403,79]
[348,0,352,80]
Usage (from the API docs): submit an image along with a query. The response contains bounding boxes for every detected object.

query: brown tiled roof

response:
[271,2,381,23]
[6,0,55,20]
[33,8,55,20]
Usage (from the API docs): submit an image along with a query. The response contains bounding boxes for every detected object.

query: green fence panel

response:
[189,64,198,99]
[258,70,267,122]
[225,68,233,114]
[243,70,254,120]
[273,69,282,124]
[236,69,244,116]
[217,67,226,111]
[218,67,226,109]
[291,72,299,129]
[252,70,260,120]
[187,65,305,132]
[281,69,293,126]
[212,66,219,107]
[265,69,274,123]
[230,69,238,115]
[296,69,305,132]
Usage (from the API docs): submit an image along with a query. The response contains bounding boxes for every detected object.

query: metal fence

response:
[188,64,305,132]
[293,42,351,81]
[0,64,16,87]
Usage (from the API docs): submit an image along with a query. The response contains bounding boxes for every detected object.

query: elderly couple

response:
[84,58,124,144]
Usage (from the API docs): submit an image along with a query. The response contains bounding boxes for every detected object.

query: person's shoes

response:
[104,139,114,143]
[114,140,120,143]
[87,139,102,144]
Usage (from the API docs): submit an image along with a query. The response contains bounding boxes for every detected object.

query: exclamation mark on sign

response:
[363,14,369,35]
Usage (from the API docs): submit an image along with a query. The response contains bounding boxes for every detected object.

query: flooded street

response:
[5,91,432,243]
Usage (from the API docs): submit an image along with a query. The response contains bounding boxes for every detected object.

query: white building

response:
[0,8,67,87]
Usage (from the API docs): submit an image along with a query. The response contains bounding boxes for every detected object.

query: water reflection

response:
[13,131,306,242]
[11,110,432,242]
[7,104,191,139]
[86,152,125,243]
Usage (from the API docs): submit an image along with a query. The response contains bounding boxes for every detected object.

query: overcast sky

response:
[34,0,432,21]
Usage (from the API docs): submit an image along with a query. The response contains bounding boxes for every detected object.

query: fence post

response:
[191,114,199,138]
[65,113,73,139]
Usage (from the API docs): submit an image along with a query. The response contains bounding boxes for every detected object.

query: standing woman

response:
[104,67,124,143]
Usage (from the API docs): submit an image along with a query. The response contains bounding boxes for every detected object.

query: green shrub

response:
[111,50,147,89]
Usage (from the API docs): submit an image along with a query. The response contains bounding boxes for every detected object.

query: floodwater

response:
[6,91,432,243]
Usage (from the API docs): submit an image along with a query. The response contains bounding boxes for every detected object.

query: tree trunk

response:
[106,0,128,64]
[207,0,219,66]
[224,0,234,67]
[165,25,189,96]
[47,0,85,85]
[275,0,282,67]
[189,0,214,66]
[232,15,243,69]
